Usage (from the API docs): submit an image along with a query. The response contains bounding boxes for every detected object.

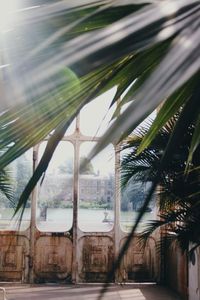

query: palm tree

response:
[0,2,199,296]
[0,1,199,213]
[121,116,200,253]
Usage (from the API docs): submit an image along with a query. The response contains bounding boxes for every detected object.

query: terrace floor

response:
[0,283,182,300]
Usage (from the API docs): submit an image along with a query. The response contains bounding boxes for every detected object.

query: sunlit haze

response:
[0,0,18,32]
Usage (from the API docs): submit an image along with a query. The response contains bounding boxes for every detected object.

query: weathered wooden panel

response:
[119,237,150,282]
[0,246,22,271]
[143,237,159,281]
[0,235,28,282]
[0,246,23,281]
[165,240,187,300]
[35,236,72,282]
[78,236,114,282]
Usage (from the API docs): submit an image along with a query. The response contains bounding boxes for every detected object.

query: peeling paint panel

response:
[35,236,72,282]
[119,237,149,282]
[78,236,114,282]
[0,235,28,282]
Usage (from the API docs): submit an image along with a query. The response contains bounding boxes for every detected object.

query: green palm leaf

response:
[0,3,199,296]
[0,169,13,205]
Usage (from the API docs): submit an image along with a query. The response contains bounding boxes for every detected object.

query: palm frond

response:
[0,169,13,204]
[120,105,200,254]
[0,1,199,298]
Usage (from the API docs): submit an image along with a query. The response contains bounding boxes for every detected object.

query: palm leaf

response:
[1,0,199,176]
[137,77,199,154]
[0,57,132,169]
[0,169,14,205]
[186,115,200,170]
[0,2,199,295]
[87,20,200,163]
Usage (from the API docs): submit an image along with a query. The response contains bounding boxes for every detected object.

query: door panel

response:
[78,235,114,282]
[0,235,29,281]
[35,236,72,282]
[119,237,149,282]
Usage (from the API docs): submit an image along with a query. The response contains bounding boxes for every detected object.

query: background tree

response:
[58,159,73,174]
[58,156,95,174]
[12,154,32,208]
[80,157,95,175]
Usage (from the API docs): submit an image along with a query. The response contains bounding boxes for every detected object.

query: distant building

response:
[79,174,114,204]
[38,173,115,206]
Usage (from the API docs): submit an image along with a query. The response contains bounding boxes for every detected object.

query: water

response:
[0,208,156,232]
